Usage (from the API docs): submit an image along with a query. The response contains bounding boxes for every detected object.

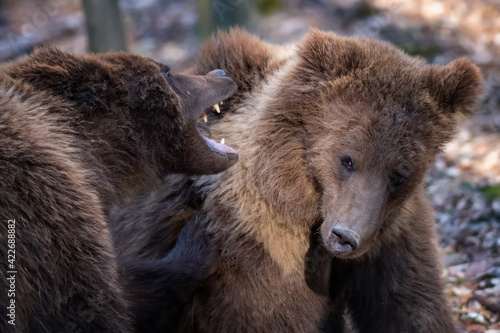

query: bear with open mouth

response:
[0,47,237,332]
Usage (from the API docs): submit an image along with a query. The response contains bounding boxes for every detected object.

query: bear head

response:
[7,48,238,178]
[253,30,483,259]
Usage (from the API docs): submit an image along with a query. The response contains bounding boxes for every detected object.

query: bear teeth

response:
[213,103,220,113]
[201,103,222,122]
[220,138,225,144]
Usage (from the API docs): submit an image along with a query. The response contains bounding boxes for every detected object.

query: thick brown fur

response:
[110,175,204,260]
[112,29,483,332]
[0,47,236,332]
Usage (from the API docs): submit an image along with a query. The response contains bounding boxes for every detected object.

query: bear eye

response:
[341,157,354,171]
[389,172,406,188]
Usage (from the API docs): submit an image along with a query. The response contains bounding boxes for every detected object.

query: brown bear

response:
[0,47,237,332]
[111,29,483,332]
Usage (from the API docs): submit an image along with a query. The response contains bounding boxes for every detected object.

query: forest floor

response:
[0,0,499,331]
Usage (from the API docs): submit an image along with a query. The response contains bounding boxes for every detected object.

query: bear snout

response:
[328,224,360,256]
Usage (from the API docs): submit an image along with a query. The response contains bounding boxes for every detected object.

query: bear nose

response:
[208,69,227,78]
[329,225,359,253]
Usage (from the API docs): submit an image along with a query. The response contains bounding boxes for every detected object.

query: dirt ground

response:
[0,0,499,331]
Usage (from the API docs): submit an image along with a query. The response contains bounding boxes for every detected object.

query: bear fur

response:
[0,47,237,332]
[111,175,205,260]
[111,29,483,332]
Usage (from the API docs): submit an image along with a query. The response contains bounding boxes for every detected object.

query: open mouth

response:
[198,100,237,155]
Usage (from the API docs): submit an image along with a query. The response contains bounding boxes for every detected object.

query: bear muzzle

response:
[327,223,360,256]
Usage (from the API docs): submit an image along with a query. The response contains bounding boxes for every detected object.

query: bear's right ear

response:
[427,58,483,115]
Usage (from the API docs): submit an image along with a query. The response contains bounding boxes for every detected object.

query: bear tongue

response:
[202,136,236,154]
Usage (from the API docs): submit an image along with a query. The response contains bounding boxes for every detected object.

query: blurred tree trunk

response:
[199,0,254,38]
[81,0,127,53]
[0,0,6,27]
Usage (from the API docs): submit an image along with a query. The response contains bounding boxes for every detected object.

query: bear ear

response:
[297,28,364,78]
[427,58,483,115]
[16,47,84,87]
[16,47,110,108]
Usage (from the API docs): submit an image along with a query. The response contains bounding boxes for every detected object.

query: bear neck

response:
[72,109,162,210]
[204,55,324,277]
[245,54,322,224]
[206,167,323,280]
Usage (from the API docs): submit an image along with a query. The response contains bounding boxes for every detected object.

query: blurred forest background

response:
[0,0,499,331]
